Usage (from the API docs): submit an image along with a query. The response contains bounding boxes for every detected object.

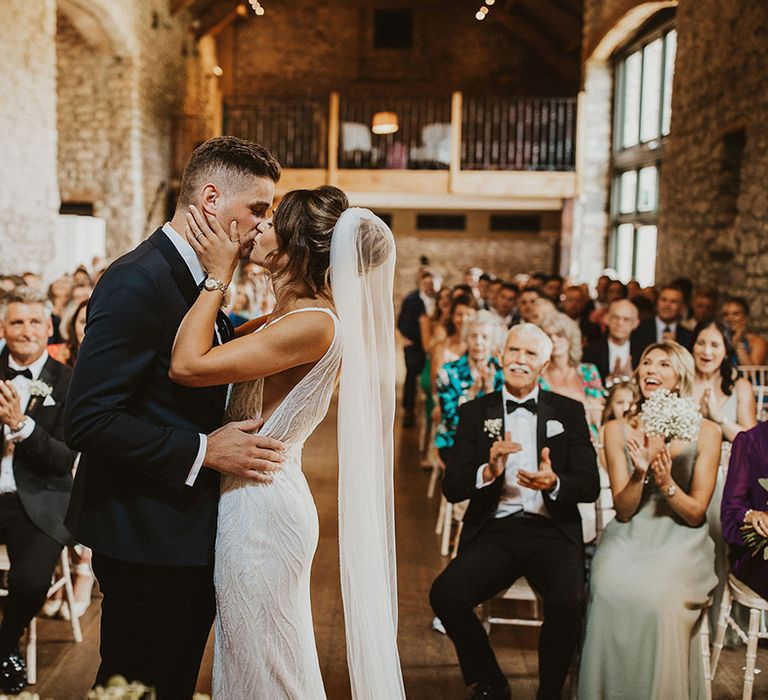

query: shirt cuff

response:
[548,476,561,500]
[476,463,494,489]
[8,417,35,444]
[185,434,208,487]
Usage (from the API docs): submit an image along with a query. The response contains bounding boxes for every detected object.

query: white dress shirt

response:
[419,291,436,318]
[655,316,677,342]
[0,351,50,493]
[162,222,210,487]
[476,386,559,518]
[607,338,631,375]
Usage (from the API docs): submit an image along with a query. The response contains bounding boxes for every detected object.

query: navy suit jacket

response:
[64,229,234,566]
[397,290,426,349]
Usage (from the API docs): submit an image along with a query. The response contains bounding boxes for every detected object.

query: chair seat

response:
[728,573,768,611]
[500,577,539,603]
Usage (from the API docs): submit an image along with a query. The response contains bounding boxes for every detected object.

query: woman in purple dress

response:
[722,422,768,598]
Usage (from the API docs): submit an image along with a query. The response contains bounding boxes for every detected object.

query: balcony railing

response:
[222,93,576,173]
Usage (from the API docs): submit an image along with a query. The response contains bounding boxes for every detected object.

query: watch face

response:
[204,278,217,291]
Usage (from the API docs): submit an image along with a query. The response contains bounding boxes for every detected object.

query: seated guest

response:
[434,311,505,454]
[630,283,694,356]
[539,313,605,436]
[597,379,637,470]
[589,279,628,328]
[0,287,76,692]
[626,279,641,298]
[561,286,601,346]
[419,287,452,446]
[477,273,494,310]
[529,297,557,326]
[431,324,600,700]
[486,279,503,312]
[583,299,641,383]
[430,294,478,415]
[579,341,720,699]
[682,287,717,331]
[692,320,757,639]
[516,287,540,323]
[489,282,517,328]
[541,274,564,304]
[721,296,768,366]
[722,422,768,600]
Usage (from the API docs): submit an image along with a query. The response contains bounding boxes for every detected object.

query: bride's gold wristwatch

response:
[202,277,228,293]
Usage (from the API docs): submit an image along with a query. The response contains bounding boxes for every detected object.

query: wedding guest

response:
[452,283,475,300]
[430,294,478,400]
[692,320,757,639]
[21,273,42,291]
[477,273,494,310]
[419,287,452,443]
[516,287,540,323]
[431,323,600,700]
[72,266,92,288]
[397,270,436,428]
[490,282,517,328]
[48,300,88,368]
[529,271,548,290]
[562,286,601,346]
[70,284,92,307]
[486,279,503,311]
[682,287,717,331]
[541,274,564,304]
[434,311,505,454]
[626,279,641,298]
[597,379,637,470]
[631,293,655,324]
[721,296,768,366]
[538,313,604,435]
[529,297,556,326]
[630,283,693,356]
[0,287,77,692]
[583,299,641,383]
[47,276,72,345]
[579,340,720,699]
[721,422,768,600]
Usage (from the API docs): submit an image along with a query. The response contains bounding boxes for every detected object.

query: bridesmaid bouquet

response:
[640,388,702,443]
[740,479,768,559]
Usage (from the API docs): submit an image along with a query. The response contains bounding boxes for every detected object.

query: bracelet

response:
[745,509,755,524]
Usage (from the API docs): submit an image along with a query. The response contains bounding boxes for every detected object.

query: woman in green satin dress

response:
[579,341,721,699]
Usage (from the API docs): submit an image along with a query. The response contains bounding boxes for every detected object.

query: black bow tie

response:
[6,367,32,380]
[506,398,537,415]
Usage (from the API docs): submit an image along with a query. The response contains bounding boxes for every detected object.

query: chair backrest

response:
[754,385,768,422]
[738,365,768,387]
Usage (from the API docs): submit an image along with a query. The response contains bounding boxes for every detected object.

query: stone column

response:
[0,0,60,275]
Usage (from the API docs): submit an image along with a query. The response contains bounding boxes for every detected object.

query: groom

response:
[430,323,600,700]
[64,137,285,697]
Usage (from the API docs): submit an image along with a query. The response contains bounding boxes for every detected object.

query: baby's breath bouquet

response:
[639,388,702,444]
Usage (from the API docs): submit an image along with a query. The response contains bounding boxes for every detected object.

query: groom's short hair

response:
[178,136,281,205]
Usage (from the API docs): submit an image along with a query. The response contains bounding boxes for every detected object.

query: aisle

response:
[24,395,767,698]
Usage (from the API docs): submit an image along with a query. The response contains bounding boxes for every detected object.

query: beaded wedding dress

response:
[213,307,341,699]
[212,209,406,700]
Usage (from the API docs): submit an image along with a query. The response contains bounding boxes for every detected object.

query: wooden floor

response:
[25,397,768,698]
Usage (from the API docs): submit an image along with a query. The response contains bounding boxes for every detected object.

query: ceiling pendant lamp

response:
[371,111,399,135]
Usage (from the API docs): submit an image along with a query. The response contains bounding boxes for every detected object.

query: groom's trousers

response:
[430,514,585,700]
[92,553,215,699]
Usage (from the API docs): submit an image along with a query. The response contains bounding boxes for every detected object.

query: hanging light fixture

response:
[249,0,265,15]
[371,111,399,135]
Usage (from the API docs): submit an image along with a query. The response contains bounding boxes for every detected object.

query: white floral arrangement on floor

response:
[640,388,702,443]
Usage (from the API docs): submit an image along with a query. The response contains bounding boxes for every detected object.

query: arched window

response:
[609,12,676,287]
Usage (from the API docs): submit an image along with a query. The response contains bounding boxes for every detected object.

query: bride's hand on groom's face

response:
[185,205,240,285]
[204,418,286,483]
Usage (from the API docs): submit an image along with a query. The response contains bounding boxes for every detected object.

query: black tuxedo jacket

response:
[397,290,426,348]
[582,336,642,383]
[631,318,693,358]
[64,228,234,567]
[442,390,600,549]
[1,352,76,546]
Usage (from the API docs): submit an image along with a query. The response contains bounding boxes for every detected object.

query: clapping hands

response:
[626,433,664,478]
[517,447,558,492]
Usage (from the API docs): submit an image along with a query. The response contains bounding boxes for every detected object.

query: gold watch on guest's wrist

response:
[202,277,228,293]
[662,483,677,498]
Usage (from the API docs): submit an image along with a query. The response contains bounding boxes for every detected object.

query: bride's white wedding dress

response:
[213,307,341,700]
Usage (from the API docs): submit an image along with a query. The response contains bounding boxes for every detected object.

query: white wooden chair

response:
[0,546,83,685]
[435,496,467,557]
[738,365,768,387]
[710,574,768,699]
[753,385,768,422]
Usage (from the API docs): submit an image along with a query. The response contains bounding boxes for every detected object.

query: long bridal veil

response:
[330,208,406,699]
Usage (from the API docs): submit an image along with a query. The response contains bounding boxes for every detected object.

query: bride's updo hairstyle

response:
[268,185,349,298]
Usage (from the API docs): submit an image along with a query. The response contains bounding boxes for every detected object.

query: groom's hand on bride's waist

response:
[204,419,285,483]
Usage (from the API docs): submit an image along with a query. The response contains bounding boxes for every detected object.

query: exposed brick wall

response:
[221,0,577,101]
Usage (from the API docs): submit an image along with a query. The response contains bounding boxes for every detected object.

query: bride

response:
[169,185,405,699]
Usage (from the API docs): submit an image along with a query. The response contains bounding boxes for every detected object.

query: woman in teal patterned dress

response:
[538,312,605,439]
[434,311,506,453]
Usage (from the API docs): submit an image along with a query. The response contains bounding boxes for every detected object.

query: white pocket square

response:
[43,395,56,407]
[546,420,564,438]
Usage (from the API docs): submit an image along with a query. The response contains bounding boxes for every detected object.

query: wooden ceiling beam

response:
[514,0,582,54]
[170,0,197,15]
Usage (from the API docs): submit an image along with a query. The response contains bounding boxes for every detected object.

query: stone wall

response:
[389,209,561,304]
[220,0,578,100]
[656,0,768,328]
[0,0,60,275]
